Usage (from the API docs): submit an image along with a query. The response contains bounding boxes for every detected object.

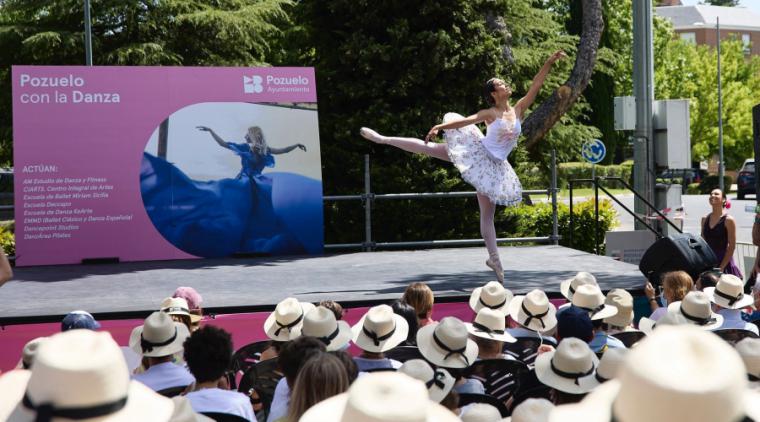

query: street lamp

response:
[84,0,93,66]
[694,18,724,191]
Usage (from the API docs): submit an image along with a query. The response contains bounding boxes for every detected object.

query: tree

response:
[0,0,293,165]
[655,36,760,170]
[702,0,740,6]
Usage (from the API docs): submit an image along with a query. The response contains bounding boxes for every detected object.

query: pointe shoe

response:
[359,127,385,144]
[486,254,504,284]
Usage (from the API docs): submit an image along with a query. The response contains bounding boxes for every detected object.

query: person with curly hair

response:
[183,325,256,421]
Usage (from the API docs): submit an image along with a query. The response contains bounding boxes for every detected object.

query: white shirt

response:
[718,308,760,335]
[185,388,255,421]
[132,361,195,392]
[266,378,290,422]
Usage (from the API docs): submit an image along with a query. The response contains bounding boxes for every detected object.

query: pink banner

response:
[12,66,323,266]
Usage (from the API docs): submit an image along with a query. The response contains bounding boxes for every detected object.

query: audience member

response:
[507,289,558,342]
[417,317,482,394]
[317,300,344,321]
[735,338,760,389]
[644,270,693,321]
[264,297,315,342]
[0,330,177,421]
[61,310,100,331]
[465,307,516,359]
[259,340,286,362]
[300,306,352,351]
[351,304,408,371]
[398,359,455,403]
[469,280,513,313]
[594,348,627,383]
[18,337,46,369]
[639,291,723,334]
[705,274,758,335]
[460,403,501,422]
[402,282,436,327]
[390,299,420,346]
[161,297,193,332]
[299,372,460,422]
[130,311,194,393]
[548,325,760,422]
[329,350,359,384]
[509,398,553,422]
[602,289,635,333]
[560,285,623,353]
[535,337,599,405]
[287,352,349,422]
[556,306,593,343]
[745,276,760,323]
[696,269,721,291]
[560,272,597,301]
[173,286,204,331]
[267,336,325,422]
[183,325,255,421]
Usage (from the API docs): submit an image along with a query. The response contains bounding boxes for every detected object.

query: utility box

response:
[655,183,684,237]
[653,99,691,170]
[614,96,636,131]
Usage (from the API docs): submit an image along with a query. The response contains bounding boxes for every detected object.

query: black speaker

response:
[639,233,718,284]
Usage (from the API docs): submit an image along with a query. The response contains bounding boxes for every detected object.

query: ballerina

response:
[360,50,566,283]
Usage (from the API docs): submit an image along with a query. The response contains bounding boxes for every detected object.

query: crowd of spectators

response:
[4,270,760,422]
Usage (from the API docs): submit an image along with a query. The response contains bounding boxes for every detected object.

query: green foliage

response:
[686,183,701,195]
[0,0,294,165]
[0,221,14,256]
[698,175,734,194]
[557,162,632,190]
[502,198,618,254]
[656,37,760,170]
[292,0,601,244]
[703,0,739,6]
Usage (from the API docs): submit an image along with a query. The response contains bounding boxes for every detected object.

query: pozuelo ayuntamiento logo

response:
[243,75,264,93]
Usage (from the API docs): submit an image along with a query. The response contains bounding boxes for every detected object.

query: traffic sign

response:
[582,139,606,164]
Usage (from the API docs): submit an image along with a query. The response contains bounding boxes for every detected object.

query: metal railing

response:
[568,176,682,254]
[324,151,561,251]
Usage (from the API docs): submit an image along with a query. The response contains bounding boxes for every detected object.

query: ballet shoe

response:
[486,254,504,284]
[359,127,385,144]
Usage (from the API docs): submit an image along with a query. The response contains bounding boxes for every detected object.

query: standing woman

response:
[360,51,567,284]
[701,188,743,278]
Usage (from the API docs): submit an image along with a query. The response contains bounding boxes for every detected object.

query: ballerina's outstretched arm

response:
[424,109,492,143]
[268,144,307,154]
[196,126,231,149]
[514,50,567,120]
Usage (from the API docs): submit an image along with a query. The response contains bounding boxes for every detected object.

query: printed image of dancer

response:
[360,50,567,284]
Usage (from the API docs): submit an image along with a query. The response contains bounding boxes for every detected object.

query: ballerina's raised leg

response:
[359,128,450,162]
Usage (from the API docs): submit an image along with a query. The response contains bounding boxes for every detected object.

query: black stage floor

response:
[0,245,644,323]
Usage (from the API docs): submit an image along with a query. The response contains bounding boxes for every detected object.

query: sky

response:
[678,0,760,14]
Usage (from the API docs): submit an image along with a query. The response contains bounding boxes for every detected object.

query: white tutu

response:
[443,112,522,206]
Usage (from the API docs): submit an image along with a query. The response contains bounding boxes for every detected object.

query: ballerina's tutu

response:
[443,112,522,206]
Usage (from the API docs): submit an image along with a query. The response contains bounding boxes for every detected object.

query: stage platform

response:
[0,245,644,323]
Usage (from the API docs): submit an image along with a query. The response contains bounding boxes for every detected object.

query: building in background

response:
[656,4,760,56]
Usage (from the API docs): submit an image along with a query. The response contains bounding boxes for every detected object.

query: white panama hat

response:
[508,290,557,333]
[417,317,479,369]
[603,289,634,328]
[705,274,755,310]
[460,403,501,422]
[504,398,553,422]
[549,325,760,422]
[299,372,460,422]
[560,272,597,301]
[159,297,191,318]
[465,308,517,343]
[0,330,175,422]
[639,291,723,334]
[263,297,316,341]
[469,281,513,313]
[301,306,352,351]
[559,284,618,321]
[351,305,409,353]
[595,348,627,383]
[398,359,455,403]
[129,311,190,358]
[736,337,760,380]
[535,337,600,395]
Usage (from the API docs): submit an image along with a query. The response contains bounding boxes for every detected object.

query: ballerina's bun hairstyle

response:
[483,78,499,105]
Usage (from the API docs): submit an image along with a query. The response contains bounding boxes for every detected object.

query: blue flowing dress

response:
[140,142,323,258]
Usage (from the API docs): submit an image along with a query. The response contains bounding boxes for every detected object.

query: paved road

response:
[609,194,757,243]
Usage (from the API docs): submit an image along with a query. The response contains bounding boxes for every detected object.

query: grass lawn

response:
[528,187,630,202]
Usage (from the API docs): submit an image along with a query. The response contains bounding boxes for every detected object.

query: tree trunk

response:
[522,0,603,150]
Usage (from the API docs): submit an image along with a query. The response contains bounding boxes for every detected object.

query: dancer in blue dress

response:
[359,51,566,284]
[140,125,318,258]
